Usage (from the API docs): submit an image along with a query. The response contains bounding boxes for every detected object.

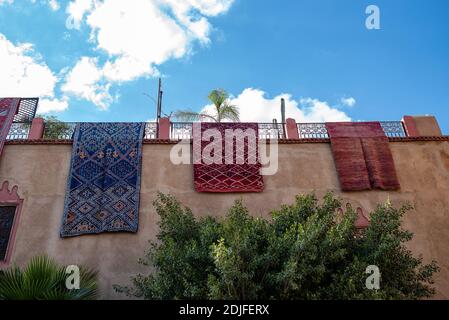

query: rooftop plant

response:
[174,89,240,122]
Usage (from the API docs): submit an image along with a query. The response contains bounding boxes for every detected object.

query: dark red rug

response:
[361,136,401,190]
[327,137,371,191]
[0,98,20,157]
[326,122,400,191]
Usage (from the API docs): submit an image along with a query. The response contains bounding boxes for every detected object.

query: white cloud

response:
[37,97,69,113]
[162,0,234,42]
[61,56,114,109]
[62,0,234,108]
[2,0,236,111]
[0,33,69,114]
[0,0,60,10]
[341,97,356,107]
[85,0,189,82]
[48,0,60,11]
[201,88,352,123]
[164,0,234,17]
[0,33,58,99]
[66,0,94,29]
[298,97,351,122]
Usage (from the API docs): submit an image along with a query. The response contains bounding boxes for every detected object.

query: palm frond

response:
[173,89,238,123]
[218,103,240,122]
[73,268,99,300]
[0,255,98,300]
[0,267,25,299]
[173,111,201,122]
[208,89,228,109]
[174,110,217,122]
[23,255,60,298]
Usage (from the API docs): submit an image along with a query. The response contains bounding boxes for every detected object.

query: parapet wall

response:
[1,139,449,299]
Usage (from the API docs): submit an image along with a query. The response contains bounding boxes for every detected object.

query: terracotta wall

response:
[1,140,449,299]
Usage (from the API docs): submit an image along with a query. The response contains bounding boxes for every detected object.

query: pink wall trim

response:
[0,181,24,266]
[158,118,171,140]
[28,117,45,140]
[402,116,420,137]
[286,118,300,139]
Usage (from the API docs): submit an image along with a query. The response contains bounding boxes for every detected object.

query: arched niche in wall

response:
[355,207,370,229]
[0,181,24,265]
[335,203,370,230]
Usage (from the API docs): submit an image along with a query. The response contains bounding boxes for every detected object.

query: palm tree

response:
[0,255,98,300]
[174,89,240,122]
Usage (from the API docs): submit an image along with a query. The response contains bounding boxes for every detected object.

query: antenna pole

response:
[156,78,162,122]
[281,98,286,139]
[281,98,286,124]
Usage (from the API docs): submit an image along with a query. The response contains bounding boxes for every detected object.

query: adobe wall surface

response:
[1,140,449,299]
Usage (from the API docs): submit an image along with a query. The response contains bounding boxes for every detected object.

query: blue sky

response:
[0,0,448,132]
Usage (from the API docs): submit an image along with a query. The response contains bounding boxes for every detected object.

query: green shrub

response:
[115,192,439,300]
[39,115,71,139]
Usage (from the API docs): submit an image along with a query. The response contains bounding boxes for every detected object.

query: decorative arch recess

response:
[336,204,370,229]
[355,207,370,229]
[0,181,23,265]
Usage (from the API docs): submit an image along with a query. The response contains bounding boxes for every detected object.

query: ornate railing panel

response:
[7,120,408,141]
[297,121,407,139]
[6,122,31,140]
[42,122,158,140]
[171,122,193,140]
[380,121,407,137]
[170,122,285,140]
[297,123,329,139]
[258,123,285,139]
[144,122,158,139]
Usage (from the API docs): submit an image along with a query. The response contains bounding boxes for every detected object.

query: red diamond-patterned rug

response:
[193,122,264,193]
[0,98,20,158]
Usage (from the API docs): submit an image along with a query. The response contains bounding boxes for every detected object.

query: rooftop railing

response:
[297,123,329,139]
[296,121,407,139]
[43,122,77,140]
[379,121,408,137]
[6,120,408,141]
[6,122,31,140]
[40,122,158,140]
[170,122,285,140]
[259,122,286,139]
[171,122,194,140]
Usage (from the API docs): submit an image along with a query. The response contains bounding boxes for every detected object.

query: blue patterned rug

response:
[60,123,145,237]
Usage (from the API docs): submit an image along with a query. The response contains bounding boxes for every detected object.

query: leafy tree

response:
[37,115,71,139]
[174,89,240,122]
[0,255,98,300]
[115,193,439,300]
